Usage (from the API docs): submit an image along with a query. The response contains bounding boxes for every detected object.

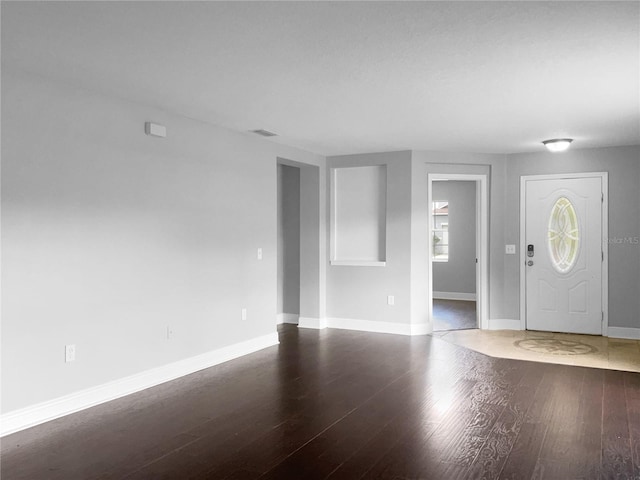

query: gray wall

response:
[299,164,326,321]
[326,151,412,323]
[277,164,300,315]
[432,181,477,295]
[504,146,640,328]
[411,148,640,329]
[1,68,323,413]
[410,154,505,326]
[310,146,639,331]
[3,68,638,419]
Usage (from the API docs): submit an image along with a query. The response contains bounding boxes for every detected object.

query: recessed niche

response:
[330,165,387,266]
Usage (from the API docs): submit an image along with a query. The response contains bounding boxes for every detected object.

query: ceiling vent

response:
[251,129,278,137]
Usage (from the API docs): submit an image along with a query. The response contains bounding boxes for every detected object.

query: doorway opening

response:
[277,163,301,325]
[428,173,488,332]
[431,180,477,331]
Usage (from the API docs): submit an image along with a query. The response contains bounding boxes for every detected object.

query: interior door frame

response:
[519,172,609,334]
[427,173,489,330]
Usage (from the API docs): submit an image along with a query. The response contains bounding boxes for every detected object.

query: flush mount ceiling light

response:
[251,129,278,137]
[542,138,573,152]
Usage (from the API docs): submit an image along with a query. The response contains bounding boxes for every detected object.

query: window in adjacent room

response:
[432,201,449,261]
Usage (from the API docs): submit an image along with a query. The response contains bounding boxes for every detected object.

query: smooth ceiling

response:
[2,1,638,155]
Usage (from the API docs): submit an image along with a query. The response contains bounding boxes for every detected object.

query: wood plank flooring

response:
[2,324,639,479]
[433,299,477,331]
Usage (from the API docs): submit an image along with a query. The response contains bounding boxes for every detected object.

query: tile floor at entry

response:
[433,328,640,373]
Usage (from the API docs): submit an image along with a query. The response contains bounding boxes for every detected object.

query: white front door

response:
[524,176,604,334]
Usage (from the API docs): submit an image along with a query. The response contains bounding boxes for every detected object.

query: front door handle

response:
[527,260,534,266]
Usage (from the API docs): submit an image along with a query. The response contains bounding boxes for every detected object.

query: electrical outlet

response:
[387,295,395,306]
[166,326,174,340]
[257,248,263,260]
[65,344,76,363]
[505,244,516,255]
[241,308,247,321]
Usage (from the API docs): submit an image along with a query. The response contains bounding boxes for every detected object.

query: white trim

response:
[518,172,609,182]
[330,260,386,267]
[519,177,526,331]
[602,174,609,336]
[427,173,488,331]
[298,317,328,329]
[407,323,430,336]
[0,332,279,437]
[607,326,640,340]
[276,313,299,325]
[326,317,428,336]
[330,168,337,262]
[433,291,476,301]
[488,318,522,330]
[520,172,608,334]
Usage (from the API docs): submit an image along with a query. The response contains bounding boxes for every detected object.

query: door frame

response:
[277,158,325,328]
[519,172,609,334]
[427,173,489,330]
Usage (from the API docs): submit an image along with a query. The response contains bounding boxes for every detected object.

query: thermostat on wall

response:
[145,122,167,138]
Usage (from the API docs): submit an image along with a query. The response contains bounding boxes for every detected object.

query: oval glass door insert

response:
[547,197,580,273]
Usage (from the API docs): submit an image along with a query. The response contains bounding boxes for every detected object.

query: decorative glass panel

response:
[547,197,580,273]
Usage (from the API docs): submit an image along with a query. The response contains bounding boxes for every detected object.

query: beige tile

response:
[486,329,518,338]
[608,338,637,346]
[523,330,554,338]
[434,328,640,373]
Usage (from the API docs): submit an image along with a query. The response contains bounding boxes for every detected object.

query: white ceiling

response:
[3,1,639,156]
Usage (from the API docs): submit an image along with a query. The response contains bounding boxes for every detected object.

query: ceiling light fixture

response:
[251,129,278,137]
[542,138,573,152]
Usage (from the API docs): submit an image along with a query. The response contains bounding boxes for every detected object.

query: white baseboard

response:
[607,326,640,340]
[481,321,639,338]
[0,332,279,437]
[298,317,327,329]
[276,313,299,325]
[433,291,476,301]
[327,317,428,336]
[488,318,522,330]
[408,323,430,336]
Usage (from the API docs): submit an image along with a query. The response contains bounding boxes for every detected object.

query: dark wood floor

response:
[433,299,477,331]
[2,324,639,479]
